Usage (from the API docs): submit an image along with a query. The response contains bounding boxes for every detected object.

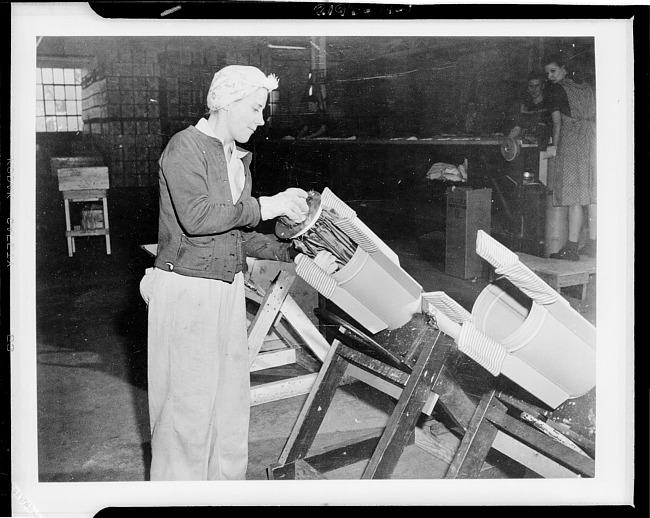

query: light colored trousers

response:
[140,267,250,480]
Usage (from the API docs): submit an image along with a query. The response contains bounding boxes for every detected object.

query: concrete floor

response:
[34,169,597,486]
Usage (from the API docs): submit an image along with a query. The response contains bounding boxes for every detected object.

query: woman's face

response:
[545,62,567,84]
[527,79,544,97]
[224,88,268,143]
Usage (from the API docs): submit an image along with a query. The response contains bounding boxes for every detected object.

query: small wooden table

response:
[518,253,596,300]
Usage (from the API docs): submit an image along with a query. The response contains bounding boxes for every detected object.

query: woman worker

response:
[140,65,309,480]
[507,71,552,146]
[544,55,597,261]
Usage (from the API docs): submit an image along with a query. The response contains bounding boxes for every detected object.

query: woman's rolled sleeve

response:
[242,230,295,262]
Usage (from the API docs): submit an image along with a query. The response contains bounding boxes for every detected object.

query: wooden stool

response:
[57,167,111,257]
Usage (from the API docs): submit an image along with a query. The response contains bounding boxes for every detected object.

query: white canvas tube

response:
[422,291,472,324]
[334,217,380,254]
[457,321,508,377]
[476,230,561,306]
[320,187,399,264]
[320,187,357,219]
[294,253,337,300]
[423,303,462,341]
[294,252,393,333]
[495,262,560,306]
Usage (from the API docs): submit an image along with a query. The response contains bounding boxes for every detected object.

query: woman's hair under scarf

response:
[207,65,279,112]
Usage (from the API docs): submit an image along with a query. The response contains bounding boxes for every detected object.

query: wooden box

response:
[445,187,492,279]
[50,156,104,177]
[57,167,110,191]
[81,202,105,230]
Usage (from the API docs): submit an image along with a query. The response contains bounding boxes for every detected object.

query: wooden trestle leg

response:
[361,330,447,479]
[268,340,349,480]
[268,312,448,480]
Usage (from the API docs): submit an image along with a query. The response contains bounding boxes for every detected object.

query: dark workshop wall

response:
[36,36,594,189]
[323,37,540,138]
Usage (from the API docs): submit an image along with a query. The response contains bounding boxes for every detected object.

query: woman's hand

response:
[259,188,309,223]
[508,126,522,140]
[546,145,557,158]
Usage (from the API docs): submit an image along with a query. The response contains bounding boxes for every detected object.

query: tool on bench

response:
[500,136,521,162]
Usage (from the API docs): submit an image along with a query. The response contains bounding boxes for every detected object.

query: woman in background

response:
[508,71,552,146]
[544,55,597,261]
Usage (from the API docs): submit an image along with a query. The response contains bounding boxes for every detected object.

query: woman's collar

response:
[195,117,220,139]
[195,118,249,158]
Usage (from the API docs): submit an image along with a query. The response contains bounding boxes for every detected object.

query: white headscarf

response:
[206,65,279,112]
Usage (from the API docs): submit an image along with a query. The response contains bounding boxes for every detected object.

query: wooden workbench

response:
[248,135,509,201]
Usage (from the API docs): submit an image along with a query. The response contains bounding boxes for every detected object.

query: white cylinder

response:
[471,282,596,399]
[544,194,568,257]
[332,247,422,330]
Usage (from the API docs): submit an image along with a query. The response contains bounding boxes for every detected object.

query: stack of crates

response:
[81,46,163,187]
[158,45,220,140]
[79,41,268,188]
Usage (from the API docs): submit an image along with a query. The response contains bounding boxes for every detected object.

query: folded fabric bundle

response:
[426,160,468,182]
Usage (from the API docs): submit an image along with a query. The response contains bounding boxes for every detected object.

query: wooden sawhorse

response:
[245,264,332,406]
[268,308,596,480]
[268,311,452,480]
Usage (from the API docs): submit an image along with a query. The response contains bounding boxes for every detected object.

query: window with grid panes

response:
[36,67,84,132]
